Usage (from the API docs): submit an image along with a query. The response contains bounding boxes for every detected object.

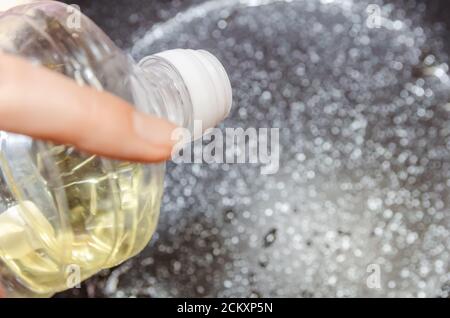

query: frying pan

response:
[58,0,450,297]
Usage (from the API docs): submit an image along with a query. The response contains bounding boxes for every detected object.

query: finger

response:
[0,52,177,162]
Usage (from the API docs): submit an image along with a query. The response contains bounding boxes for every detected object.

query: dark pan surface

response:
[58,0,450,297]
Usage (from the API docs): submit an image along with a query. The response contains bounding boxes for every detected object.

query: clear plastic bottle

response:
[0,1,232,297]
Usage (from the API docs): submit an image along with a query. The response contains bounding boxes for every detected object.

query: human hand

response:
[0,1,177,163]
[0,53,177,162]
[0,0,180,298]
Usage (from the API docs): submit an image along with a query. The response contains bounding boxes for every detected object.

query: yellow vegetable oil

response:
[0,1,231,297]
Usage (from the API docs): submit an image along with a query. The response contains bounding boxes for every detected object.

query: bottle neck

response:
[131,57,194,133]
[132,49,232,141]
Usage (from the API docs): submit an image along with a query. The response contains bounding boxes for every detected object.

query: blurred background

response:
[59,0,450,297]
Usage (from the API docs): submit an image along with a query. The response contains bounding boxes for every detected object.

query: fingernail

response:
[132,111,178,149]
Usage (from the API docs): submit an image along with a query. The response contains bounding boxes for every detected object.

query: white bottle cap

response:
[153,49,232,136]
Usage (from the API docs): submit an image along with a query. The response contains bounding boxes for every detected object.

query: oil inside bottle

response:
[0,8,164,297]
[0,143,160,296]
